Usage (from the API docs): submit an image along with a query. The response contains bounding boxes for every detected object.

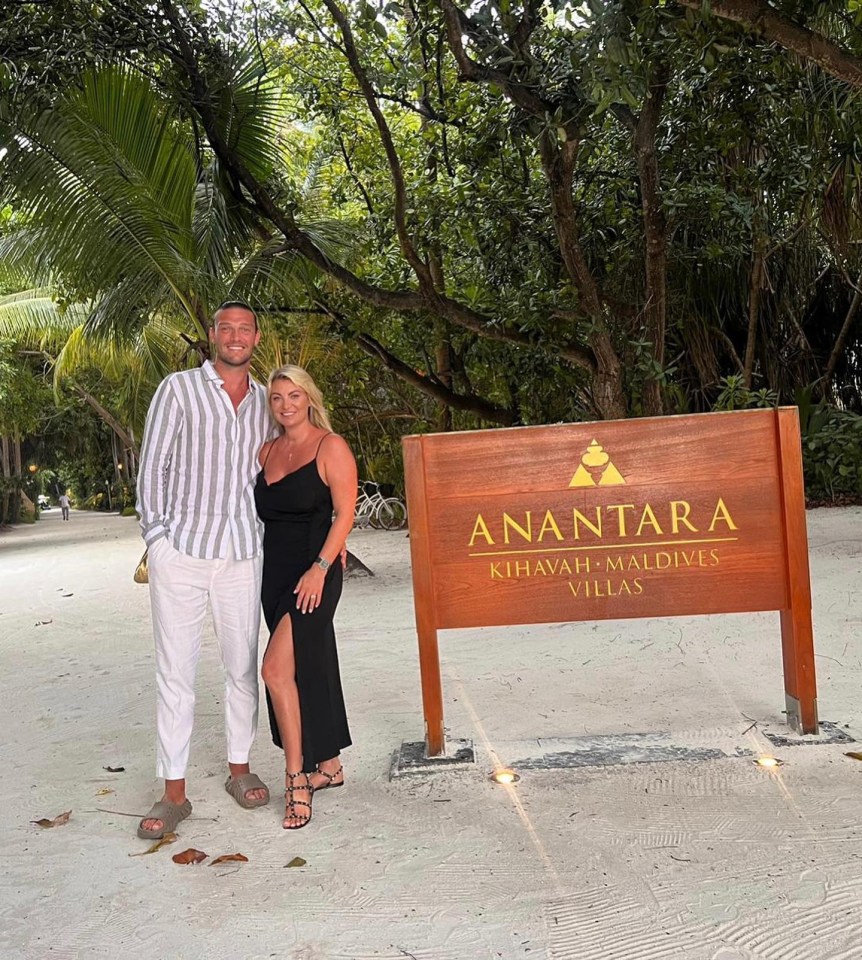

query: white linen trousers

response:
[147,535,263,780]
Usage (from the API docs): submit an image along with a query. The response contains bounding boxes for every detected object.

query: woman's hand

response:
[294,565,326,614]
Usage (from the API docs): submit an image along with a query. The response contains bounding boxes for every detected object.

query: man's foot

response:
[309,761,344,791]
[224,772,270,808]
[137,798,192,839]
[284,771,313,829]
[228,762,267,804]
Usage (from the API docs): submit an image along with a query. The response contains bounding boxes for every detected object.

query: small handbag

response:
[133,549,149,584]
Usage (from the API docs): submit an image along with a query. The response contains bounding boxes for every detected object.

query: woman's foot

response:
[284,771,313,829]
[309,761,344,791]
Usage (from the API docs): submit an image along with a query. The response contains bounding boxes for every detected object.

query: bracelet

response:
[314,556,330,571]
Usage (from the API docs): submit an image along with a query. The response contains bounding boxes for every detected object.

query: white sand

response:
[1,507,861,960]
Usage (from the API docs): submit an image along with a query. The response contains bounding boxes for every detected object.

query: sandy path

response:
[1,507,861,959]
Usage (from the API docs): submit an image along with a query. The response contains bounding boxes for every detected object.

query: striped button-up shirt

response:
[136,360,273,559]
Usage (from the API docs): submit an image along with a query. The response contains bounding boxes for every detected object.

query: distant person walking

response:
[58,493,70,521]
[134,301,274,840]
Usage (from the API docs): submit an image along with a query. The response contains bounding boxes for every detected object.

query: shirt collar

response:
[202,359,221,382]
[202,359,263,395]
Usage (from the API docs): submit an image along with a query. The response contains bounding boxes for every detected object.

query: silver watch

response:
[314,556,330,571]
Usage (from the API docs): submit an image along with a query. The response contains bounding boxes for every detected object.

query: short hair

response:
[213,300,258,330]
[267,365,333,432]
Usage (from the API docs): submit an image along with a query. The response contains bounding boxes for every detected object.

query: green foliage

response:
[713,375,779,411]
[0,340,45,434]
[2,0,862,502]
[802,407,862,501]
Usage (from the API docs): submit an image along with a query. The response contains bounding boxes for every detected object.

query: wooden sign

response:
[403,408,817,757]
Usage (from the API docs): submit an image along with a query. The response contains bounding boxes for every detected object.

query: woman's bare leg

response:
[261,614,312,827]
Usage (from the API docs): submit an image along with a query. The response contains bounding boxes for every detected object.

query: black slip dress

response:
[254,437,351,770]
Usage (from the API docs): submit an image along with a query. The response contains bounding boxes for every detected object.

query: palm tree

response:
[0,59,350,457]
[1,58,345,338]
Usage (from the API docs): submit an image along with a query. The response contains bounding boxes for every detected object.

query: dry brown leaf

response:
[31,810,72,828]
[844,752,862,761]
[285,856,306,868]
[129,832,178,857]
[210,853,249,865]
[172,848,207,865]
[95,788,115,797]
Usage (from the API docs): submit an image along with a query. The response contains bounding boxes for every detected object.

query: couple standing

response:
[135,302,357,836]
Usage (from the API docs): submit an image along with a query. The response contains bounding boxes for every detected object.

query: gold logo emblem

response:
[569,440,625,488]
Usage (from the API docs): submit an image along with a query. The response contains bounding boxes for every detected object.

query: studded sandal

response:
[283,771,313,830]
[313,764,344,790]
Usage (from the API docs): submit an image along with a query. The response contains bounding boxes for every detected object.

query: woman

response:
[254,365,357,829]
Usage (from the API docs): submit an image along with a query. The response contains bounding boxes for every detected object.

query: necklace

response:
[280,428,313,465]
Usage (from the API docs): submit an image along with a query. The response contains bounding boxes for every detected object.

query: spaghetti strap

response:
[314,432,333,458]
[262,438,277,469]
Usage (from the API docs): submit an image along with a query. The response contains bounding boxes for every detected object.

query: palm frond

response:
[0,290,91,351]
[0,66,200,332]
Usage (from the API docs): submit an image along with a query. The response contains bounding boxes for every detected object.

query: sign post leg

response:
[776,408,818,734]
[780,609,818,733]
[403,436,447,757]
[418,625,445,757]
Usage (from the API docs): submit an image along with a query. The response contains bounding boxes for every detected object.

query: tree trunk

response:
[822,267,862,398]
[633,62,670,416]
[743,233,766,389]
[69,382,139,456]
[539,134,627,420]
[0,436,9,526]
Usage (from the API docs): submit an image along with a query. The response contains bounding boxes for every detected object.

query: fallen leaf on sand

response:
[62,593,74,597]
[35,619,53,626]
[31,810,72,828]
[285,857,306,868]
[844,752,862,761]
[95,788,115,797]
[103,765,125,773]
[172,848,207,865]
[130,833,177,857]
[210,853,249,865]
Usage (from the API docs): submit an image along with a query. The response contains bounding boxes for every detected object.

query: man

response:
[58,493,70,521]
[135,302,274,839]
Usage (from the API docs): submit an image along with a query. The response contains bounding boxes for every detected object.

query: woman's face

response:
[270,379,311,430]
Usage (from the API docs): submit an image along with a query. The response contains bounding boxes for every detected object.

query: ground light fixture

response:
[489,768,520,785]
[754,756,784,769]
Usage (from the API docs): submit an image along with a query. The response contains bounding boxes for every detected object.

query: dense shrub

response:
[714,378,862,504]
[801,407,862,503]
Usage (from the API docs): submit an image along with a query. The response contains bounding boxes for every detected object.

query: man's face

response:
[209,308,260,368]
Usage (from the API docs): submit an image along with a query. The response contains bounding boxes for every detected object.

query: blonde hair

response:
[267,365,333,432]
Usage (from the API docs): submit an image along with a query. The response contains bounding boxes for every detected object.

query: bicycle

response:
[353,481,408,530]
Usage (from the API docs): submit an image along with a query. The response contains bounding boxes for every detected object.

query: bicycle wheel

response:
[377,498,407,530]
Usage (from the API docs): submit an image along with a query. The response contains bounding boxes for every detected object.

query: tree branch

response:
[678,0,862,88]
[156,1,594,383]
[353,331,515,424]
[315,300,516,424]
[69,382,138,455]
[440,0,566,125]
[320,0,434,289]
